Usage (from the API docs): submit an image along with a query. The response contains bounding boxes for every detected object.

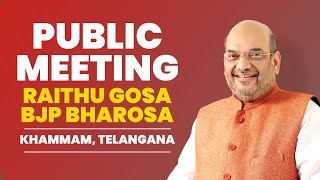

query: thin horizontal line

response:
[24,128,171,131]
[24,151,171,154]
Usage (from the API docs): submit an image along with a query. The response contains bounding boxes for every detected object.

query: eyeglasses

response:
[224,52,274,61]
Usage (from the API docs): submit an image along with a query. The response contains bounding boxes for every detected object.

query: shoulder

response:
[276,89,314,101]
[198,97,232,114]
[274,89,319,110]
[278,89,312,97]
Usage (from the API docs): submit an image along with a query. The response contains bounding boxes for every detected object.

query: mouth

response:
[233,74,257,78]
[232,74,258,82]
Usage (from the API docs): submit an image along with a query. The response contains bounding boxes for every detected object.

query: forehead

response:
[225,25,270,52]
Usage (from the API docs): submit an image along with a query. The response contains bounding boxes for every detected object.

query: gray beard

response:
[229,79,274,102]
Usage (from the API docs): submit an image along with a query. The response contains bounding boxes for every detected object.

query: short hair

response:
[270,33,277,53]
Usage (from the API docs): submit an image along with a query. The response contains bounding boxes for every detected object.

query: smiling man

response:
[224,21,279,103]
[168,20,320,180]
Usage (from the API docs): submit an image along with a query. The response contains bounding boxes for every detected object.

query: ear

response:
[272,51,281,75]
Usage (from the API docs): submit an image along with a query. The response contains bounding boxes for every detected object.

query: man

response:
[168,20,320,179]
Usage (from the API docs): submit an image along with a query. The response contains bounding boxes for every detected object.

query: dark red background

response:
[1,0,320,179]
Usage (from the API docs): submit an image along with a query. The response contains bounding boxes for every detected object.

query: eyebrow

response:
[226,48,264,53]
[226,50,237,53]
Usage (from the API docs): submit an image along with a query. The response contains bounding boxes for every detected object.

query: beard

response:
[226,72,275,102]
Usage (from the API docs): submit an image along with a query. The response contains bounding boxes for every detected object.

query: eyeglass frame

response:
[224,50,277,61]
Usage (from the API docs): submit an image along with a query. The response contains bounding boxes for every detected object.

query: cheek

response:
[224,64,234,76]
[224,68,231,79]
[256,64,274,80]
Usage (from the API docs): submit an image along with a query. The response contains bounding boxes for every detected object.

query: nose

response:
[236,56,252,71]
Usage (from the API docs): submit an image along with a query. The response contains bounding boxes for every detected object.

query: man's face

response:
[224,27,280,102]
